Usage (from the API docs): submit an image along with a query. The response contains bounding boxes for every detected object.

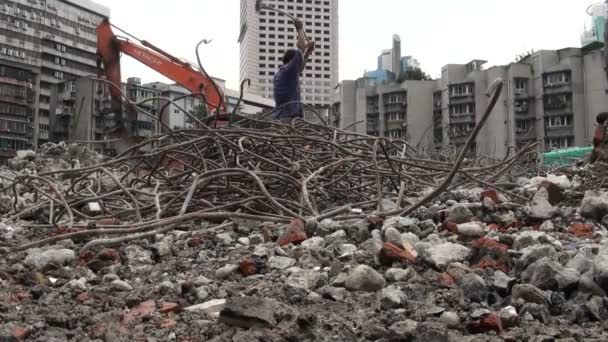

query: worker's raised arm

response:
[294,19,308,53]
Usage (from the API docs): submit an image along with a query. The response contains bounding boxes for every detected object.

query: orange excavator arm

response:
[96,19,226,118]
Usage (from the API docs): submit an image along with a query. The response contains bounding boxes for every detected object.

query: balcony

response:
[545,124,573,133]
[367,106,379,114]
[449,92,474,100]
[543,84,572,95]
[0,94,27,105]
[543,80,570,89]
[433,101,442,112]
[56,106,75,116]
[62,91,77,101]
[515,122,535,137]
[384,101,407,110]
[545,126,574,138]
[449,113,475,124]
[451,135,470,145]
[544,101,569,110]
[433,116,442,127]
[514,88,529,98]
[515,105,529,114]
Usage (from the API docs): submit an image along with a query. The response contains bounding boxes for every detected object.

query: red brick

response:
[437,272,455,287]
[239,258,258,276]
[468,313,502,334]
[159,302,181,314]
[469,238,510,272]
[367,216,385,230]
[277,219,308,246]
[569,223,594,239]
[12,327,29,341]
[480,188,500,204]
[122,300,156,325]
[97,248,121,262]
[379,242,417,265]
[160,318,177,329]
[471,238,508,253]
[76,292,90,303]
[187,235,202,247]
[78,250,95,261]
[472,258,509,273]
[443,221,458,234]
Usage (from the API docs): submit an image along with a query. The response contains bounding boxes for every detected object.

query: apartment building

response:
[331,77,437,149]
[0,0,109,154]
[334,44,608,159]
[239,0,339,110]
[0,64,35,157]
[50,77,161,155]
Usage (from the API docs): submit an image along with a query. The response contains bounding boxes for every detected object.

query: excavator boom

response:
[96,19,226,122]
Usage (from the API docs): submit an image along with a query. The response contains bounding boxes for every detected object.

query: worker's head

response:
[282,49,297,65]
[598,112,608,124]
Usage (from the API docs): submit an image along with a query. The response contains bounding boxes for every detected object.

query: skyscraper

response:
[238,0,339,110]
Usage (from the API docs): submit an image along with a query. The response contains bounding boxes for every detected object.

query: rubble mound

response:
[7,142,105,173]
[1,110,608,340]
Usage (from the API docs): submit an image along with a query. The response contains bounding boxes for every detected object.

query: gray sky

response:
[94,0,594,89]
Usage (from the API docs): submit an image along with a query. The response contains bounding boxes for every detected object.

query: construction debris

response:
[2,81,608,340]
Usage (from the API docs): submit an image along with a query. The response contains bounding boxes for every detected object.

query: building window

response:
[388,129,406,139]
[546,115,572,127]
[544,72,570,86]
[449,103,474,115]
[516,119,528,131]
[387,113,405,121]
[546,136,573,149]
[449,83,474,96]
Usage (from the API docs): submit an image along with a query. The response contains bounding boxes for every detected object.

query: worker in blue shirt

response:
[273,19,315,122]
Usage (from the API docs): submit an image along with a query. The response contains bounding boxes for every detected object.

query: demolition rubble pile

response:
[3,91,608,339]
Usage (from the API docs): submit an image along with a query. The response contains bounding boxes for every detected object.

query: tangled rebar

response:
[1,79,545,253]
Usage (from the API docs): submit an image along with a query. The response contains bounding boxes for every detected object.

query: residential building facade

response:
[331,78,437,150]
[49,77,160,155]
[238,0,339,109]
[0,64,35,157]
[334,44,608,159]
[0,0,109,154]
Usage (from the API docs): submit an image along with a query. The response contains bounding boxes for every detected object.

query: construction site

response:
[4,0,608,341]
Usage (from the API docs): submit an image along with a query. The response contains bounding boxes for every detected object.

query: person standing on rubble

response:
[272,19,315,123]
[592,112,608,162]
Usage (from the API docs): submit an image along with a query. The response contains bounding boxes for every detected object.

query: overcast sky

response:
[94,0,594,89]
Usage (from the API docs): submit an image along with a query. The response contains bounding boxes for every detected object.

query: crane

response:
[96,19,227,140]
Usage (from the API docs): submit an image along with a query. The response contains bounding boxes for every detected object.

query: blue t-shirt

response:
[273,50,304,119]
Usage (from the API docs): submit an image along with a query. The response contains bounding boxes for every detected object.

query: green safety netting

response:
[542,146,593,166]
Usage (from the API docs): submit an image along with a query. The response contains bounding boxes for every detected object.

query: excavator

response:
[95,19,227,151]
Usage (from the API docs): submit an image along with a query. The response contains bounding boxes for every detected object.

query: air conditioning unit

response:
[515,89,522,95]
[515,106,523,112]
